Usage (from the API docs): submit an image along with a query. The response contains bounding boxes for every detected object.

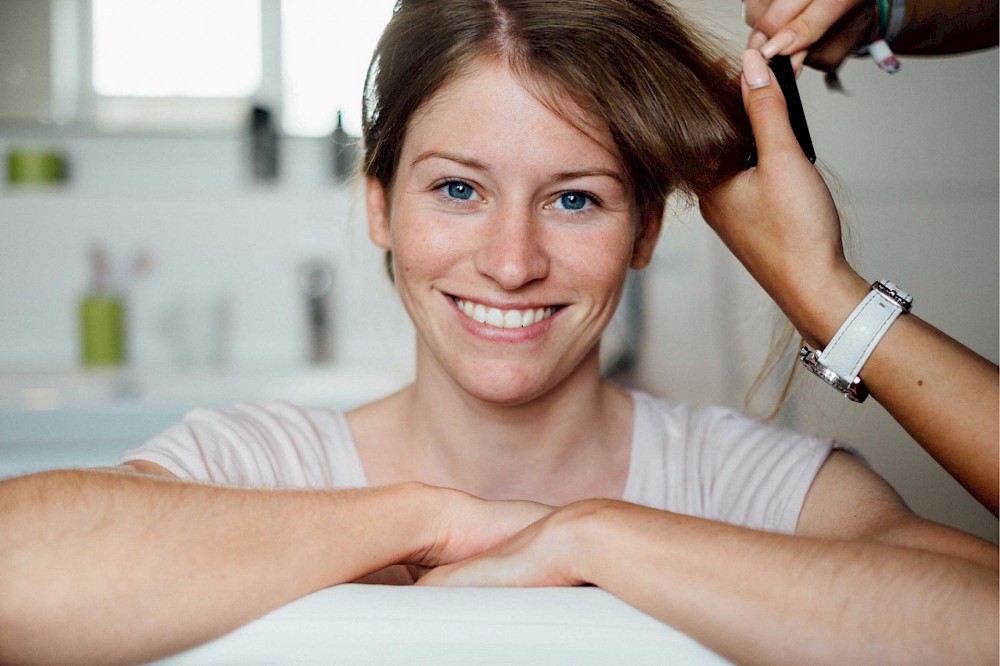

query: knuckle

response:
[744,91,786,119]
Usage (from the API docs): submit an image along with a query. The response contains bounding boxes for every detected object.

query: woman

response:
[0,1,996,664]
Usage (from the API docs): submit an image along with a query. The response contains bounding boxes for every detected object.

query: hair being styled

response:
[362,0,753,214]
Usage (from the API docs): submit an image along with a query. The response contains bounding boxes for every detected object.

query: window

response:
[84,0,396,135]
[281,0,395,136]
[92,0,261,98]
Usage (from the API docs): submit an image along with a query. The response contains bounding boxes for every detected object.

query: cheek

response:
[562,226,635,286]
[389,210,466,278]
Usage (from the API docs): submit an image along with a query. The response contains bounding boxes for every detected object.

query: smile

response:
[452,297,557,329]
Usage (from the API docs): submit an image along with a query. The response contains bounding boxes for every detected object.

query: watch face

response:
[799,347,869,403]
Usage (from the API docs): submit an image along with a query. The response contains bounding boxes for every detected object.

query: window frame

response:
[69,0,283,134]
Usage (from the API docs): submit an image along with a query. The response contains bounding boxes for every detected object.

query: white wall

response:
[637,3,998,541]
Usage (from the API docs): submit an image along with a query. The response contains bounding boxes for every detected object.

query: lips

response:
[452,296,557,329]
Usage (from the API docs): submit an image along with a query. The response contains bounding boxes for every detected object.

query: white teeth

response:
[454,298,556,329]
[503,310,523,328]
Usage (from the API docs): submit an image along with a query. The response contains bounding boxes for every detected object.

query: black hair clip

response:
[746,55,816,167]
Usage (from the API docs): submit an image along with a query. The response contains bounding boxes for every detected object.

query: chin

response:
[453,363,559,407]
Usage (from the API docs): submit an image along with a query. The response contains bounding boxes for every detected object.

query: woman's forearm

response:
[892,0,998,54]
[0,470,433,665]
[578,501,999,666]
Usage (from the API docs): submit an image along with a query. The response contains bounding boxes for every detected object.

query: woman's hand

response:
[699,49,867,347]
[416,499,610,588]
[412,486,555,570]
[744,0,875,74]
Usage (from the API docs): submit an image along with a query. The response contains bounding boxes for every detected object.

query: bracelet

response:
[853,0,902,74]
[799,280,913,403]
[875,0,891,34]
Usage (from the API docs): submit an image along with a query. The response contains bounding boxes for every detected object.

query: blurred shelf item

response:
[0,365,409,413]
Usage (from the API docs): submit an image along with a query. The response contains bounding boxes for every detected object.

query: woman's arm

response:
[698,49,999,513]
[0,467,547,665]
[744,0,998,73]
[418,451,999,664]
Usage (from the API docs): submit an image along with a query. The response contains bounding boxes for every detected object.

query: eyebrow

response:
[410,151,490,172]
[410,150,627,185]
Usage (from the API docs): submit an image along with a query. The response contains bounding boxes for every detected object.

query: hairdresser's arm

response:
[699,49,999,513]
[0,465,547,666]
[418,451,998,664]
[745,0,998,72]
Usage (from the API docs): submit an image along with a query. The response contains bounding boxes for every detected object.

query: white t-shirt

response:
[120,391,833,534]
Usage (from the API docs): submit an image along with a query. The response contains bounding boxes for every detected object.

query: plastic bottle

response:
[79,244,126,367]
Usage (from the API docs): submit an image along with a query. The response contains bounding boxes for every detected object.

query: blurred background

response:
[0,0,996,541]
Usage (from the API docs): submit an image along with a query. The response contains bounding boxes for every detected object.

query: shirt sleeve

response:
[687,405,834,533]
[119,402,339,488]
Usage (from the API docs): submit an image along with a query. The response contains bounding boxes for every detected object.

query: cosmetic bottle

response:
[250,105,279,181]
[331,110,355,183]
[79,244,126,367]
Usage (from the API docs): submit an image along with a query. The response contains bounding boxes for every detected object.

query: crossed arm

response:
[419,450,999,665]
[0,467,548,665]
[1,449,995,665]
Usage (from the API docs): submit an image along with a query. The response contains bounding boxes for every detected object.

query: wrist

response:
[377,481,443,566]
[555,499,627,587]
[782,267,871,350]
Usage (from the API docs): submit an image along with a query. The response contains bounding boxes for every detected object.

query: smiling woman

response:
[0,0,996,664]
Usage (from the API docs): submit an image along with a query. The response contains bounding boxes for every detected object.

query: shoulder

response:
[629,391,833,532]
[633,390,829,456]
[119,401,354,487]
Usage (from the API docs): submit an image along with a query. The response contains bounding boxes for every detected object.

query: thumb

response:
[740,49,804,166]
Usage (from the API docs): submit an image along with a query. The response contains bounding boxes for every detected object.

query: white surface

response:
[0,366,409,479]
[154,585,731,665]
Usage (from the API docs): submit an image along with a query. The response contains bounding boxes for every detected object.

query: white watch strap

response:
[818,282,909,383]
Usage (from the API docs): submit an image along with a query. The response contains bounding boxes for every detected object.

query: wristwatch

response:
[799,280,912,403]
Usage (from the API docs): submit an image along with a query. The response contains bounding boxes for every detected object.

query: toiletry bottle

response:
[79,244,126,367]
[250,105,279,181]
[332,109,354,183]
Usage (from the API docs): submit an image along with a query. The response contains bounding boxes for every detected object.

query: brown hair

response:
[362,0,753,213]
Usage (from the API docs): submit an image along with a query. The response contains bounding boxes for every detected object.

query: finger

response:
[748,0,811,34]
[748,29,768,50]
[417,557,506,587]
[740,50,802,164]
[791,50,808,76]
[760,0,865,56]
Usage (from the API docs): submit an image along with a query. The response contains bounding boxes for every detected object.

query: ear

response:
[630,205,664,269]
[366,177,392,250]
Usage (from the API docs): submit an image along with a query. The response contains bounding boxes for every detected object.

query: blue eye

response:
[557,192,591,211]
[446,181,474,200]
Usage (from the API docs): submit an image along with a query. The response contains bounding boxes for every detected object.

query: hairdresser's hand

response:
[699,49,868,348]
[744,0,877,74]
[415,500,607,588]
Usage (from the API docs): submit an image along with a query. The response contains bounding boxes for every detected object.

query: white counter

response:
[155,585,731,665]
[0,366,410,478]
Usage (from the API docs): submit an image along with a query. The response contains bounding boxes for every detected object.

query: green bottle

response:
[79,245,126,367]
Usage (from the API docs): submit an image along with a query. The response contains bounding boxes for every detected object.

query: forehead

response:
[400,58,625,175]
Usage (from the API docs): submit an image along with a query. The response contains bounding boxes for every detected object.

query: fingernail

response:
[742,49,771,89]
[748,30,767,50]
[761,29,796,59]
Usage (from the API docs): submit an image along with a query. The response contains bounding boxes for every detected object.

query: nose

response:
[473,205,550,291]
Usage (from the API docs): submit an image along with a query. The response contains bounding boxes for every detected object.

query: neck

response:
[394,341,633,503]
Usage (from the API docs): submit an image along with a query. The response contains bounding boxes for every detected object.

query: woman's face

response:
[367,58,661,405]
